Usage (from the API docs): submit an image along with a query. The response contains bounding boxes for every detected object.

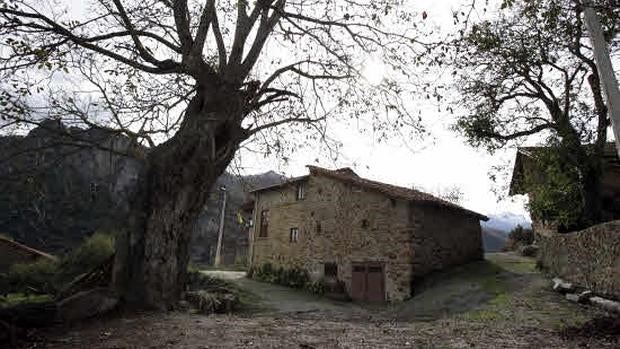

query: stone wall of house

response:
[250,175,415,301]
[538,220,620,299]
[409,205,483,280]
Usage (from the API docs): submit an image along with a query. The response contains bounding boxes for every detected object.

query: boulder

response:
[57,287,119,323]
[552,277,575,294]
[590,296,620,313]
[578,290,593,304]
[565,293,580,303]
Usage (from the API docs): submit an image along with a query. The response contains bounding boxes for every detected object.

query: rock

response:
[578,290,593,304]
[552,277,575,294]
[565,293,580,303]
[590,296,620,313]
[177,300,190,312]
[57,287,119,323]
[519,244,539,257]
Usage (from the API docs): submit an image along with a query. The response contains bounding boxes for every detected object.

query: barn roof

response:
[251,165,488,221]
[0,235,57,261]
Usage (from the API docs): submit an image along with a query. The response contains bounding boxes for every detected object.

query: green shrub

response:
[504,225,535,251]
[6,258,60,294]
[249,263,310,289]
[3,232,116,297]
[59,231,115,281]
[305,280,326,295]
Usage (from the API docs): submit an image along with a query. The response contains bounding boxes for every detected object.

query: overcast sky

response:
[232,0,532,219]
[5,0,567,220]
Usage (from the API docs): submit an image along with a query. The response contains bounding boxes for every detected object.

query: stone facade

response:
[248,167,485,301]
[538,220,620,299]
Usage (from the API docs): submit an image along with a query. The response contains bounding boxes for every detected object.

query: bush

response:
[59,231,115,282]
[3,231,116,297]
[6,258,60,295]
[305,280,326,295]
[249,263,310,289]
[504,225,535,251]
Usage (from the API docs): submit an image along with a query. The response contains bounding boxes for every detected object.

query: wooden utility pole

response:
[214,186,227,267]
[583,2,620,158]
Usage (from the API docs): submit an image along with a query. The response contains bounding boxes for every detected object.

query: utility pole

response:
[583,1,620,158]
[214,186,227,267]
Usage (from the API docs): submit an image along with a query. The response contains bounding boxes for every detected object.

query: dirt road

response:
[19,253,616,348]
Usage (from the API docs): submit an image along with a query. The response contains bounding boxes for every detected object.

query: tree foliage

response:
[0,0,430,308]
[445,0,619,228]
[0,0,427,152]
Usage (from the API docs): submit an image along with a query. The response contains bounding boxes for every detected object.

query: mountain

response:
[0,121,286,265]
[189,171,285,266]
[0,120,143,253]
[480,213,531,252]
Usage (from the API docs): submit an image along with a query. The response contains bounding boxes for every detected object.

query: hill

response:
[0,121,285,265]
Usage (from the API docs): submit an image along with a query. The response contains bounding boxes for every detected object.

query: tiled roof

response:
[249,175,309,193]
[307,166,488,221]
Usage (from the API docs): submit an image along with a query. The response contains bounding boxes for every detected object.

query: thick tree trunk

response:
[112,84,247,309]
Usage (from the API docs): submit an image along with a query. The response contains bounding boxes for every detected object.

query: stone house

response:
[509,144,620,236]
[0,235,57,273]
[248,166,488,302]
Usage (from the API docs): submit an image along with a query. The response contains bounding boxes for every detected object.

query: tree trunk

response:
[112,84,247,309]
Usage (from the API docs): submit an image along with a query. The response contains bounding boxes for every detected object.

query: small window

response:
[361,219,369,229]
[316,222,322,233]
[324,263,337,278]
[296,182,305,200]
[289,227,299,242]
[259,209,269,237]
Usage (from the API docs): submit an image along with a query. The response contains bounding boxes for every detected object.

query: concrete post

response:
[583,2,620,158]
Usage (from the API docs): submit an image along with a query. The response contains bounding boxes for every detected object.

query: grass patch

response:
[0,293,53,308]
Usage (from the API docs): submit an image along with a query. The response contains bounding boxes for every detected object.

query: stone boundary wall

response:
[538,220,620,299]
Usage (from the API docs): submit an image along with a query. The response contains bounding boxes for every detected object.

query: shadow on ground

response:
[203,253,552,323]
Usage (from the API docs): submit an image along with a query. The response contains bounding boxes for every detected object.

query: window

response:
[296,182,305,200]
[361,219,369,229]
[289,227,299,242]
[259,210,269,237]
[324,263,337,278]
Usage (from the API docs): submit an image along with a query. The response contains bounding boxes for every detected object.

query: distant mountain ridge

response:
[480,213,531,252]
[0,121,286,263]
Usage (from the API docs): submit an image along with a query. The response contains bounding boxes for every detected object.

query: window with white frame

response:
[289,227,299,243]
[296,182,305,200]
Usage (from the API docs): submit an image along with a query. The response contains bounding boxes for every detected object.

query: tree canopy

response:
[0,0,428,154]
[444,0,619,228]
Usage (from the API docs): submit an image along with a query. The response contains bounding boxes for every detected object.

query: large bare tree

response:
[0,0,426,308]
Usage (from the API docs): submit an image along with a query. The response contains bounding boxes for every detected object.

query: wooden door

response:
[351,264,366,301]
[365,264,385,302]
[350,263,385,302]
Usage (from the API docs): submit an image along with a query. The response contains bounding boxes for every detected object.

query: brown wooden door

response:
[365,264,385,302]
[350,263,385,302]
[351,264,366,301]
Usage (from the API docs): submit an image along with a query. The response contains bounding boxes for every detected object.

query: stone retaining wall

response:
[538,220,620,299]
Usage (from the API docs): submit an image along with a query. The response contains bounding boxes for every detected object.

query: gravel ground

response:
[15,253,619,349]
[20,312,617,349]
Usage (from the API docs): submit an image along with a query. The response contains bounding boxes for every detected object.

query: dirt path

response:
[18,253,617,348]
